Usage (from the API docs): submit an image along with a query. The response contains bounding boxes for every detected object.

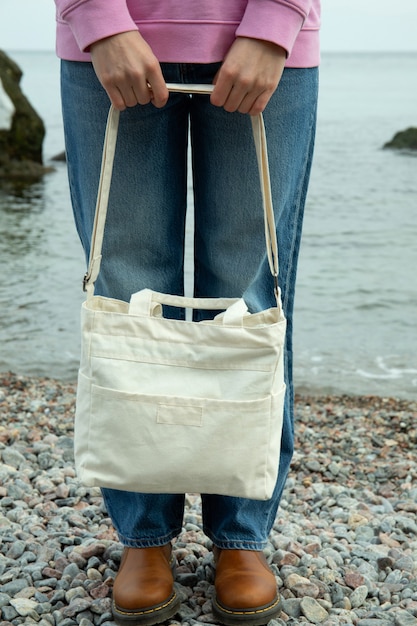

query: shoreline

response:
[1,372,416,625]
[2,369,417,405]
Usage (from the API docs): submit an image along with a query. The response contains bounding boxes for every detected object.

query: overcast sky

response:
[1,0,416,53]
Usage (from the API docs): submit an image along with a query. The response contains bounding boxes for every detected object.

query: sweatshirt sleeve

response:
[235,0,313,56]
[55,0,138,52]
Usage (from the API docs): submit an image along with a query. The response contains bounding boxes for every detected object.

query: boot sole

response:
[112,590,180,626]
[212,593,282,626]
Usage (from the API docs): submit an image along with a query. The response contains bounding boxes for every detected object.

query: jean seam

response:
[203,525,268,550]
[117,528,182,548]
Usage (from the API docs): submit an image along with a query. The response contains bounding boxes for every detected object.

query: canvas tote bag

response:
[75,84,286,500]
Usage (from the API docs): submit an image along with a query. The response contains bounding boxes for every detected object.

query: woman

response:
[55,1,320,625]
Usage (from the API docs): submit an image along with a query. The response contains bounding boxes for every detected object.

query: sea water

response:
[0,51,416,398]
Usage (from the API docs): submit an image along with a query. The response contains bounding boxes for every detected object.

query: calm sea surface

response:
[1,51,416,398]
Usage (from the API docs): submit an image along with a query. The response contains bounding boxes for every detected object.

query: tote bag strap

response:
[83,84,280,300]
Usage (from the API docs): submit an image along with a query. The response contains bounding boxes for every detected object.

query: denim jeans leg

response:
[61,60,191,546]
[190,67,319,549]
[61,60,318,548]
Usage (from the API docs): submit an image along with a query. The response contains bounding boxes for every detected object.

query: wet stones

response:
[0,374,416,625]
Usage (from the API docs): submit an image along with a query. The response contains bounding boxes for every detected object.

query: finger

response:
[126,85,141,107]
[102,80,145,110]
[104,85,127,111]
[222,84,257,113]
[133,79,153,106]
[235,92,259,115]
[211,67,255,112]
[246,90,272,116]
[146,77,169,108]
[222,88,246,113]
[210,77,232,108]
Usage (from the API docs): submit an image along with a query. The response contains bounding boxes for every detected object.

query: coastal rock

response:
[281,597,302,618]
[0,50,51,181]
[300,596,329,623]
[383,127,417,151]
[350,584,369,608]
[394,610,417,626]
[10,597,38,617]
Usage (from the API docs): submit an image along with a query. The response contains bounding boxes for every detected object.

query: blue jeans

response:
[61,60,318,550]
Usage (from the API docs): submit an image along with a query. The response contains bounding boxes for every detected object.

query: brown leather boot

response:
[212,549,282,626]
[112,545,180,625]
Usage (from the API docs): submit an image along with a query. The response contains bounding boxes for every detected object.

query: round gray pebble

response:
[0,374,416,626]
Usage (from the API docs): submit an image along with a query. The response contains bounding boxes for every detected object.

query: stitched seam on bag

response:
[75,373,94,481]
[90,330,279,349]
[90,353,273,372]
[86,309,94,362]
[264,393,274,497]
[90,386,272,408]
[85,313,95,480]
[267,339,284,499]
[90,335,279,346]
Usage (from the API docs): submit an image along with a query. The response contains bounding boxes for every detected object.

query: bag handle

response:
[129,288,250,325]
[83,84,279,300]
[129,287,242,314]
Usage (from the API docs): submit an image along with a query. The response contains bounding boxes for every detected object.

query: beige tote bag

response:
[75,84,286,500]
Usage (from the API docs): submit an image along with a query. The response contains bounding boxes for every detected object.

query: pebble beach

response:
[0,372,416,626]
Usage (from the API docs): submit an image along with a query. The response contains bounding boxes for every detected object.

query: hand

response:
[211,37,286,115]
[90,31,169,110]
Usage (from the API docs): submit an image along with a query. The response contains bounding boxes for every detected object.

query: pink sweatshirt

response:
[55,0,320,68]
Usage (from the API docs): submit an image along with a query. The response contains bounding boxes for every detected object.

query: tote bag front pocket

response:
[75,372,285,499]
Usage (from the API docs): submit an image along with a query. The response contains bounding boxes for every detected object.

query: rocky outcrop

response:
[0,50,52,181]
[383,127,417,151]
